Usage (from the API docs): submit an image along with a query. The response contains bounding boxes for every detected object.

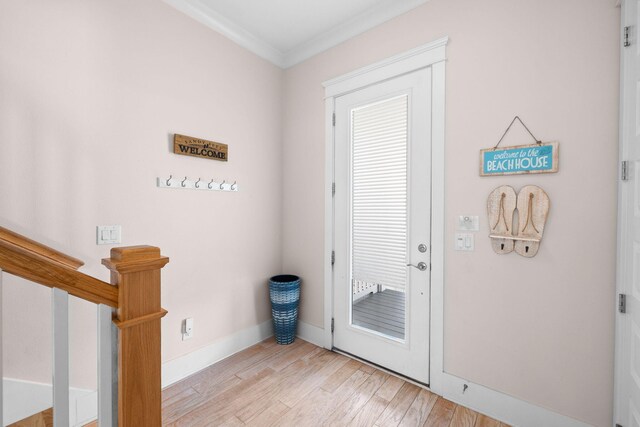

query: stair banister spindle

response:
[0,268,3,426]
[52,288,70,426]
[98,304,117,426]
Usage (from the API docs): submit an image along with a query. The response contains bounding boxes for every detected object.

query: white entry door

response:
[333,68,432,384]
[616,1,640,426]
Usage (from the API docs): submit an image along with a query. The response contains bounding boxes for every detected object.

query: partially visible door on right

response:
[616,1,640,426]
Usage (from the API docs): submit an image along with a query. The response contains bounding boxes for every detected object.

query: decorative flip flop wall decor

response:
[487,185,550,258]
[487,186,517,254]
[514,186,550,257]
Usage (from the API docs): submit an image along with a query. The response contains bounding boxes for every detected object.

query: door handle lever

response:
[407,262,428,271]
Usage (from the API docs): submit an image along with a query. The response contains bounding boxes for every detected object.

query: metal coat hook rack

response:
[157,175,238,192]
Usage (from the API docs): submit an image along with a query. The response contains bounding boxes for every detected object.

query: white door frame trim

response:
[322,36,448,393]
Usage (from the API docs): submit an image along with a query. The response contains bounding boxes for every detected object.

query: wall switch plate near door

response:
[455,233,474,251]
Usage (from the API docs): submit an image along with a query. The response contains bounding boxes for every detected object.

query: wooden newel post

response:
[102,246,169,427]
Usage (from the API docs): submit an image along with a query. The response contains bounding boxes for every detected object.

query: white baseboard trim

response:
[441,373,591,427]
[162,319,273,388]
[296,320,325,347]
[3,378,96,426]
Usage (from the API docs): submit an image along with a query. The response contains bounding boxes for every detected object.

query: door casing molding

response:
[322,36,448,392]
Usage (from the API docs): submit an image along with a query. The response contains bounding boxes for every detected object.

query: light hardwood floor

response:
[162,338,509,427]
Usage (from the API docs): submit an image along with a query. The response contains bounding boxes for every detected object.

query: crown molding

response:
[164,0,430,69]
[322,36,448,97]
[163,0,286,67]
[282,0,430,68]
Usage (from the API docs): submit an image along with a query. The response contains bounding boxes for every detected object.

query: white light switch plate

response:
[455,233,474,251]
[458,215,479,231]
[96,225,121,245]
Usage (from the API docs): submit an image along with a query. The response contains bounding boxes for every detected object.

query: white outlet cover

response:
[182,318,194,341]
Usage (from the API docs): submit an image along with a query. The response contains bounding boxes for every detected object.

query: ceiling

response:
[163,0,429,68]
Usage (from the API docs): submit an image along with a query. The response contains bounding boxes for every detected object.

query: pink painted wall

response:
[282,0,619,425]
[1,0,621,425]
[0,0,283,389]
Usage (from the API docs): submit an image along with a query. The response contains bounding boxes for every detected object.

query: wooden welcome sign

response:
[173,134,228,161]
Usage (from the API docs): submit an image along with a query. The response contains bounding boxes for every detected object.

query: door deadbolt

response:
[418,244,428,253]
[407,262,428,271]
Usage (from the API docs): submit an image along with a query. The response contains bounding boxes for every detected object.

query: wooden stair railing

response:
[0,226,169,426]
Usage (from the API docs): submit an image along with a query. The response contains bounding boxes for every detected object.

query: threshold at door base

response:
[331,347,430,389]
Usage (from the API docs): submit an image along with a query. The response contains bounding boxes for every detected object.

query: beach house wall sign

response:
[480,141,559,176]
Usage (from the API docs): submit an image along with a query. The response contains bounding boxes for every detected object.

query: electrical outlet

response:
[458,215,479,231]
[182,318,194,341]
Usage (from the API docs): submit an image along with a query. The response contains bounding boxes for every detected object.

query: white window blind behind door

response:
[351,94,409,291]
